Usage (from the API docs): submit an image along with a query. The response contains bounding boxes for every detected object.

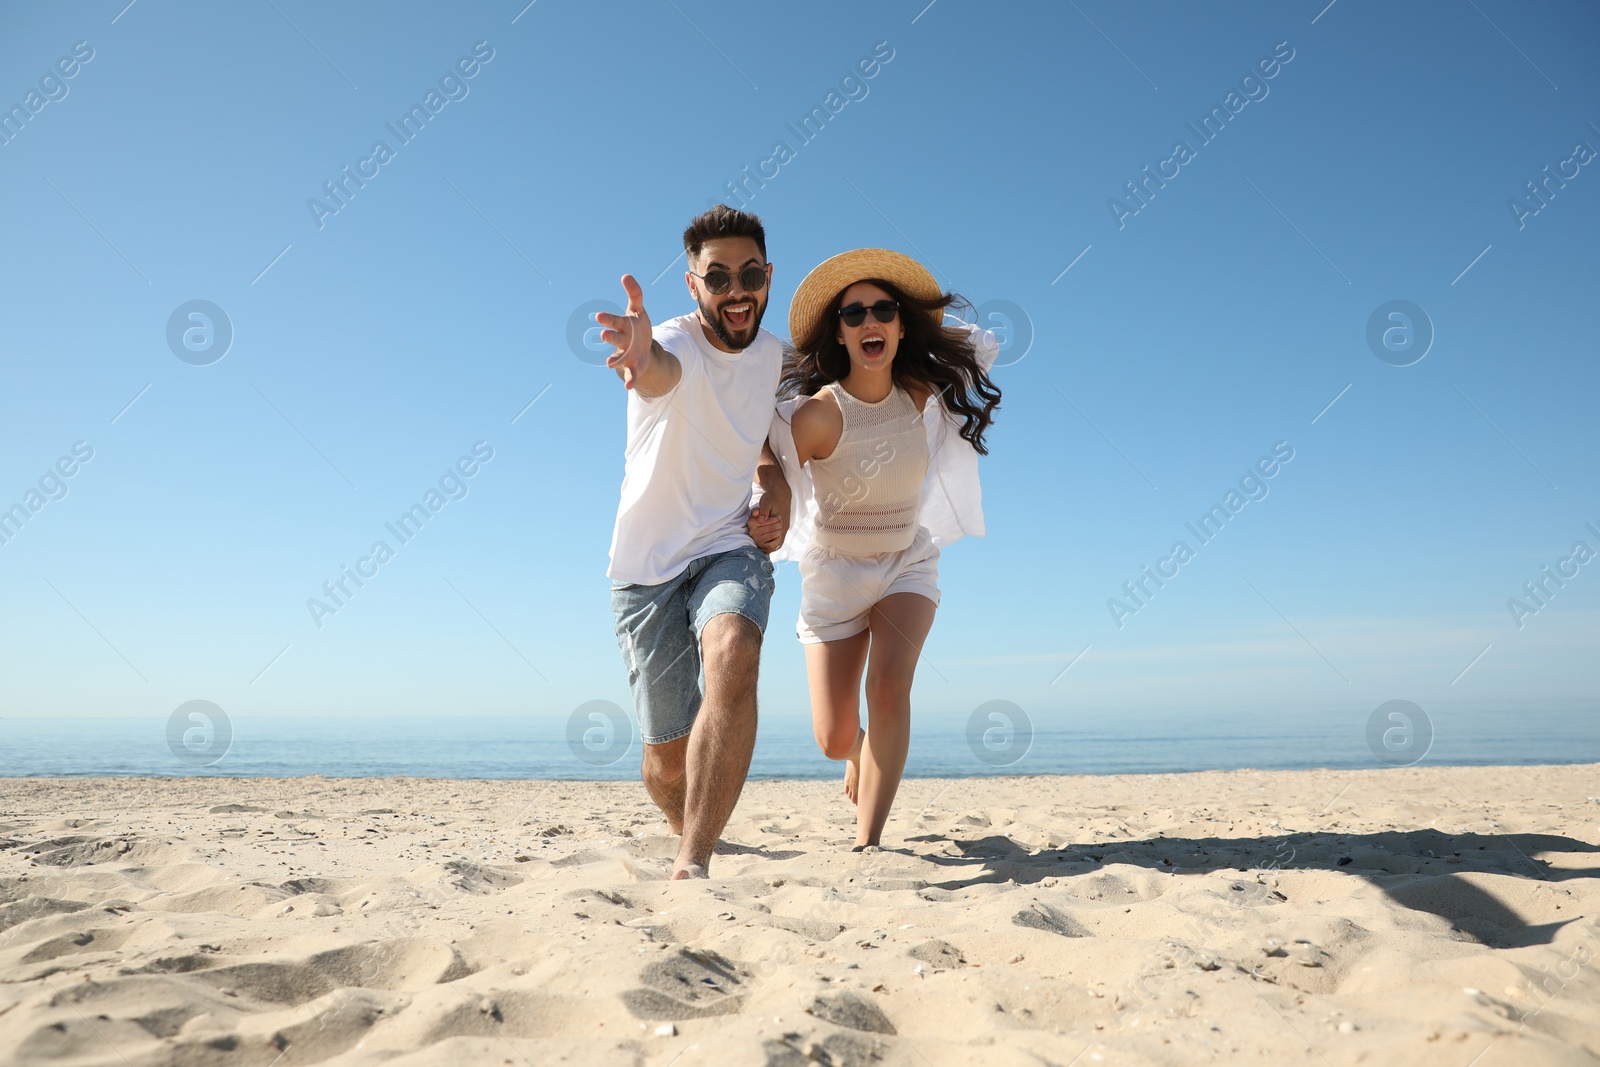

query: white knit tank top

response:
[809,382,929,555]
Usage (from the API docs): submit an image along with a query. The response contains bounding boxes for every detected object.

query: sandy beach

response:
[2,764,1597,1066]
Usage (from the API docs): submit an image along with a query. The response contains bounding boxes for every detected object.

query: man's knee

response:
[700,613,762,677]
[643,737,687,782]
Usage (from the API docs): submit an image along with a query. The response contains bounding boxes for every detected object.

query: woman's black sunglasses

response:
[690,265,768,295]
[837,300,900,328]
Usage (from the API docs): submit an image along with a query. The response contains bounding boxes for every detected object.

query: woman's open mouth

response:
[722,302,753,330]
[861,337,886,357]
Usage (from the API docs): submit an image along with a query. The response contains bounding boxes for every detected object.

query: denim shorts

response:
[610,544,775,745]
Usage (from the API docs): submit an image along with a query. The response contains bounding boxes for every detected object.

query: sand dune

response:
[2,765,1597,1065]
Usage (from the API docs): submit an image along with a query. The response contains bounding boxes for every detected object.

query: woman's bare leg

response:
[805,629,871,802]
[855,593,937,849]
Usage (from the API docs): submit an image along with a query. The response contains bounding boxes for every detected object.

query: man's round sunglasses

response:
[837,300,900,328]
[690,265,769,295]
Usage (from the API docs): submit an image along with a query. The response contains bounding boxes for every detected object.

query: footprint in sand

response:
[440,859,524,895]
[0,896,92,935]
[907,938,967,969]
[618,947,749,1020]
[1011,901,1092,938]
[806,988,897,1034]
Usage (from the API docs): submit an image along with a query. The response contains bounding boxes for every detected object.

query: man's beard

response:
[698,292,766,351]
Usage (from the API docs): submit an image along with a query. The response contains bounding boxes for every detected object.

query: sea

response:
[2,707,1595,779]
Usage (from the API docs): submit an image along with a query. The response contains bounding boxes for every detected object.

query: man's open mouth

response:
[722,302,753,330]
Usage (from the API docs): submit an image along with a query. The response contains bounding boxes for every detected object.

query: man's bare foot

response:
[670,863,708,880]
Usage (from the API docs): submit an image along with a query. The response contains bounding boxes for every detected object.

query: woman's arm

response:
[791,390,844,466]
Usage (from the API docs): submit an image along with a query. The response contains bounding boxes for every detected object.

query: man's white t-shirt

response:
[607,313,783,586]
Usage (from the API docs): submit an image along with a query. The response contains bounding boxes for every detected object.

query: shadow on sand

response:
[904,827,1600,949]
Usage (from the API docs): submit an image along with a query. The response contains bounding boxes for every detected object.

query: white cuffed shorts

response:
[796,525,940,644]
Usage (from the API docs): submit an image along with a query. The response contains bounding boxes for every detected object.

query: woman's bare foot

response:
[842,727,866,805]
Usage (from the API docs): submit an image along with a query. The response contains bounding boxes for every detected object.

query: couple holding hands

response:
[601,205,1001,878]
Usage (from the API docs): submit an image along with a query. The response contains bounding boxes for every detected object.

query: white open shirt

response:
[761,324,998,563]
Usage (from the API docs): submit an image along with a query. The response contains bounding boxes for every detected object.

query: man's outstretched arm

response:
[597,274,681,398]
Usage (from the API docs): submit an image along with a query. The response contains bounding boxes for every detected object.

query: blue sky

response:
[1,1,1596,755]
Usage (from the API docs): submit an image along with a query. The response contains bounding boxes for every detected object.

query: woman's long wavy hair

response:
[781,279,1002,454]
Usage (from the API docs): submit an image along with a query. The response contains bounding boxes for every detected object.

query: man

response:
[600,205,790,879]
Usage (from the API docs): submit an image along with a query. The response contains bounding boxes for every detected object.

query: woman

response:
[756,248,1001,849]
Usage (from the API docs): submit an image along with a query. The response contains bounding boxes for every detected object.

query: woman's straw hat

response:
[788,247,942,343]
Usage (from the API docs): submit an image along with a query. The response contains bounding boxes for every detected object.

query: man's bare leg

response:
[673,612,761,878]
[640,735,688,835]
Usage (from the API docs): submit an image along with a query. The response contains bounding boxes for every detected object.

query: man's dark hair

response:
[683,204,767,264]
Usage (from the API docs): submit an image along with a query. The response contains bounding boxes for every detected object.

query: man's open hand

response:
[596,274,653,391]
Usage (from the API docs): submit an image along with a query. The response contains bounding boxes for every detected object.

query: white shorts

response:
[796,526,941,644]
